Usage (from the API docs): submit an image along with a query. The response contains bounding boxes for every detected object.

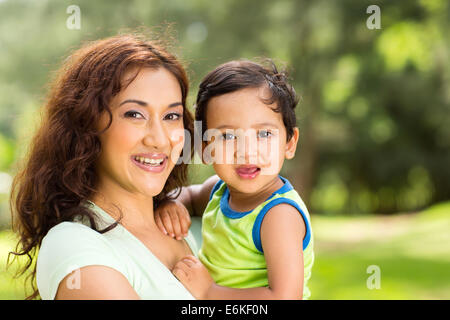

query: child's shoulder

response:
[254,177,312,251]
[272,176,309,214]
[208,176,225,201]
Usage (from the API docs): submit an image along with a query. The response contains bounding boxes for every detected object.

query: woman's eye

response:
[164,113,182,121]
[258,130,272,138]
[124,110,145,119]
[222,133,235,140]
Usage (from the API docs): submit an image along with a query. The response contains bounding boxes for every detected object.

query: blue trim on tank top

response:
[209,179,224,201]
[219,175,293,219]
[251,197,312,252]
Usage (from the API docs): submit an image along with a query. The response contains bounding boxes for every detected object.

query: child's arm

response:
[173,203,306,299]
[177,174,220,217]
[154,175,220,239]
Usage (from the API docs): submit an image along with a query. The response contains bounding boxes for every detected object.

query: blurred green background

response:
[0,0,449,299]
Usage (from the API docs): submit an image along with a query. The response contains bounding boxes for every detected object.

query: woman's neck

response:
[227,176,284,212]
[90,180,156,232]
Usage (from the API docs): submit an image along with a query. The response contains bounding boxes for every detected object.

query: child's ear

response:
[285,127,299,160]
[201,141,212,165]
[201,141,207,164]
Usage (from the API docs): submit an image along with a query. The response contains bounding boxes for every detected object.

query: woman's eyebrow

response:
[119,99,182,108]
[119,99,147,106]
[168,102,183,108]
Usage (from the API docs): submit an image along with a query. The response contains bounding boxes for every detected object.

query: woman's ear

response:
[285,127,299,160]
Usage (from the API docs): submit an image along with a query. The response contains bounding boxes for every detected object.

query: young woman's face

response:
[96,67,185,198]
[204,86,298,194]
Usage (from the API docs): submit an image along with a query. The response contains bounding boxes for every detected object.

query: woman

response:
[9,33,196,299]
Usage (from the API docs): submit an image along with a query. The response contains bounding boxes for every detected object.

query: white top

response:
[36,200,198,300]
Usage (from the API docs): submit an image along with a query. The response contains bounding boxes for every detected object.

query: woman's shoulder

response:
[37,221,126,300]
[39,220,122,265]
[46,220,95,233]
[39,221,118,266]
[43,221,108,245]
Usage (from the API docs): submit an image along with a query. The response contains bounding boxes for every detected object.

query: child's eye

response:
[164,113,182,121]
[124,110,145,119]
[221,132,236,140]
[258,130,272,138]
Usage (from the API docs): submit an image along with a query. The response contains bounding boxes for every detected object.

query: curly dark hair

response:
[8,33,194,299]
[195,59,299,143]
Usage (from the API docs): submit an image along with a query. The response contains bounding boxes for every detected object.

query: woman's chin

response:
[134,184,165,197]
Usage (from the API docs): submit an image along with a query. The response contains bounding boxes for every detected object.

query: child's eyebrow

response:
[215,125,235,130]
[215,122,279,130]
[252,122,279,128]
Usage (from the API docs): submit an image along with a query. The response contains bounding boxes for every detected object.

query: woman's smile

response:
[131,153,168,173]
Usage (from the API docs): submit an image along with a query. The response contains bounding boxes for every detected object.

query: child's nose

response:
[236,133,258,164]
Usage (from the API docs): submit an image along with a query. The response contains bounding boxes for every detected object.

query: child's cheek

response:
[257,139,271,165]
[211,140,235,165]
[259,138,282,175]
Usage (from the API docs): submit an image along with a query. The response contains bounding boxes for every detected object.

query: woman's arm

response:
[55,265,141,300]
[173,203,306,299]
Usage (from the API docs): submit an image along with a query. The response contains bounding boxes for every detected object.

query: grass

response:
[307,202,450,299]
[1,202,449,299]
[0,231,33,299]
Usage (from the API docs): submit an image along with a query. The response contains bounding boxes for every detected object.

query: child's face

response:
[204,86,299,194]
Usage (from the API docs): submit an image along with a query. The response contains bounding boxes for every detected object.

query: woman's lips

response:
[131,155,168,173]
[235,165,261,179]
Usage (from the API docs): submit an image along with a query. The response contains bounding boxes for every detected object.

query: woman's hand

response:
[154,200,191,240]
[172,255,214,299]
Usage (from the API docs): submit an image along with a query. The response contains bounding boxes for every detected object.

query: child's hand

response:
[154,200,191,240]
[172,255,214,300]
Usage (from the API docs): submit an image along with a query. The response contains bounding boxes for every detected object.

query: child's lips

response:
[235,165,261,179]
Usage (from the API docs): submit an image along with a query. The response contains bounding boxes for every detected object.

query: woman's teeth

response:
[134,156,164,166]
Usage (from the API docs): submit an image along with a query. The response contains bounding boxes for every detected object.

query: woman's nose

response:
[142,118,170,150]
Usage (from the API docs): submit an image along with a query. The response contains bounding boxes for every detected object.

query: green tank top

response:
[198,175,314,299]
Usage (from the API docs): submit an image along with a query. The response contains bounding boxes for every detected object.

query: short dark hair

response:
[195,59,299,142]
